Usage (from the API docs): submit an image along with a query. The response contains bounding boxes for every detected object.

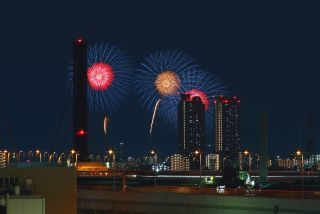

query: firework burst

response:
[87,62,114,91]
[162,68,227,128]
[155,71,180,96]
[69,43,133,114]
[135,50,197,136]
[185,89,209,110]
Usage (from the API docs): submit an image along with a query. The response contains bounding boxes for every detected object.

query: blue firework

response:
[162,68,227,128]
[70,43,133,114]
[135,50,197,132]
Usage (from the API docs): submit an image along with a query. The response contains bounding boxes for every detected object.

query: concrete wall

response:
[7,195,45,214]
[78,189,320,214]
[0,167,76,214]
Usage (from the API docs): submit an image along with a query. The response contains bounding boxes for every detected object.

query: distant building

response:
[0,151,7,168]
[170,154,182,171]
[251,153,260,171]
[152,164,170,172]
[178,94,205,170]
[170,154,190,171]
[306,154,320,168]
[205,153,219,171]
[119,141,125,164]
[275,155,299,170]
[240,152,260,172]
[213,96,240,170]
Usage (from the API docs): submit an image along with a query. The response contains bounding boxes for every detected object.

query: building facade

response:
[0,151,7,168]
[178,94,205,170]
[213,96,240,170]
[205,153,219,171]
[240,152,260,172]
[170,154,190,171]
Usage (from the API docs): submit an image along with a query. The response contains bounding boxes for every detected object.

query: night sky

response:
[1,1,320,158]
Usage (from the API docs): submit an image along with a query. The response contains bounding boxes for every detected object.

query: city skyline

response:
[0,1,319,157]
[2,2,320,214]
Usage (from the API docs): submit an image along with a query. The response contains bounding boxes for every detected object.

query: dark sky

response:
[0,1,320,158]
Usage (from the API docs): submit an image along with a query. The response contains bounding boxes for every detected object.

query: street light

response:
[43,152,48,162]
[28,150,33,160]
[36,149,42,163]
[108,149,116,189]
[194,150,202,184]
[70,149,78,166]
[58,153,65,164]
[296,149,304,195]
[243,149,251,175]
[18,150,23,162]
[150,150,158,187]
[49,154,52,163]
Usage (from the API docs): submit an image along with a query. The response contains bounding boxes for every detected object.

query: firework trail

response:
[136,50,197,136]
[69,43,133,114]
[149,99,161,137]
[103,116,109,135]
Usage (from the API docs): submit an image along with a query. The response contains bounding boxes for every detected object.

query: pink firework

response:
[87,62,114,91]
[186,89,209,110]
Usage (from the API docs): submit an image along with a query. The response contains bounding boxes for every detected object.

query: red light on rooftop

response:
[76,129,86,136]
[77,38,83,44]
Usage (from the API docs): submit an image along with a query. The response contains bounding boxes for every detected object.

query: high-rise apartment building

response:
[213,96,240,170]
[178,94,205,170]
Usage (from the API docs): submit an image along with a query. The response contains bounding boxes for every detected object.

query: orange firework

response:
[155,71,180,96]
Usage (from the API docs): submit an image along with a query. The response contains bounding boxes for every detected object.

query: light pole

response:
[36,149,42,163]
[150,150,157,187]
[49,152,56,163]
[243,149,251,175]
[44,152,48,161]
[18,150,23,163]
[296,149,304,195]
[108,149,116,189]
[28,150,33,161]
[195,150,202,184]
[58,153,65,164]
[70,149,78,166]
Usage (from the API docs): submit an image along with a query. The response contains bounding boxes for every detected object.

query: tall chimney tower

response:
[259,112,268,184]
[307,114,316,168]
[73,38,88,161]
